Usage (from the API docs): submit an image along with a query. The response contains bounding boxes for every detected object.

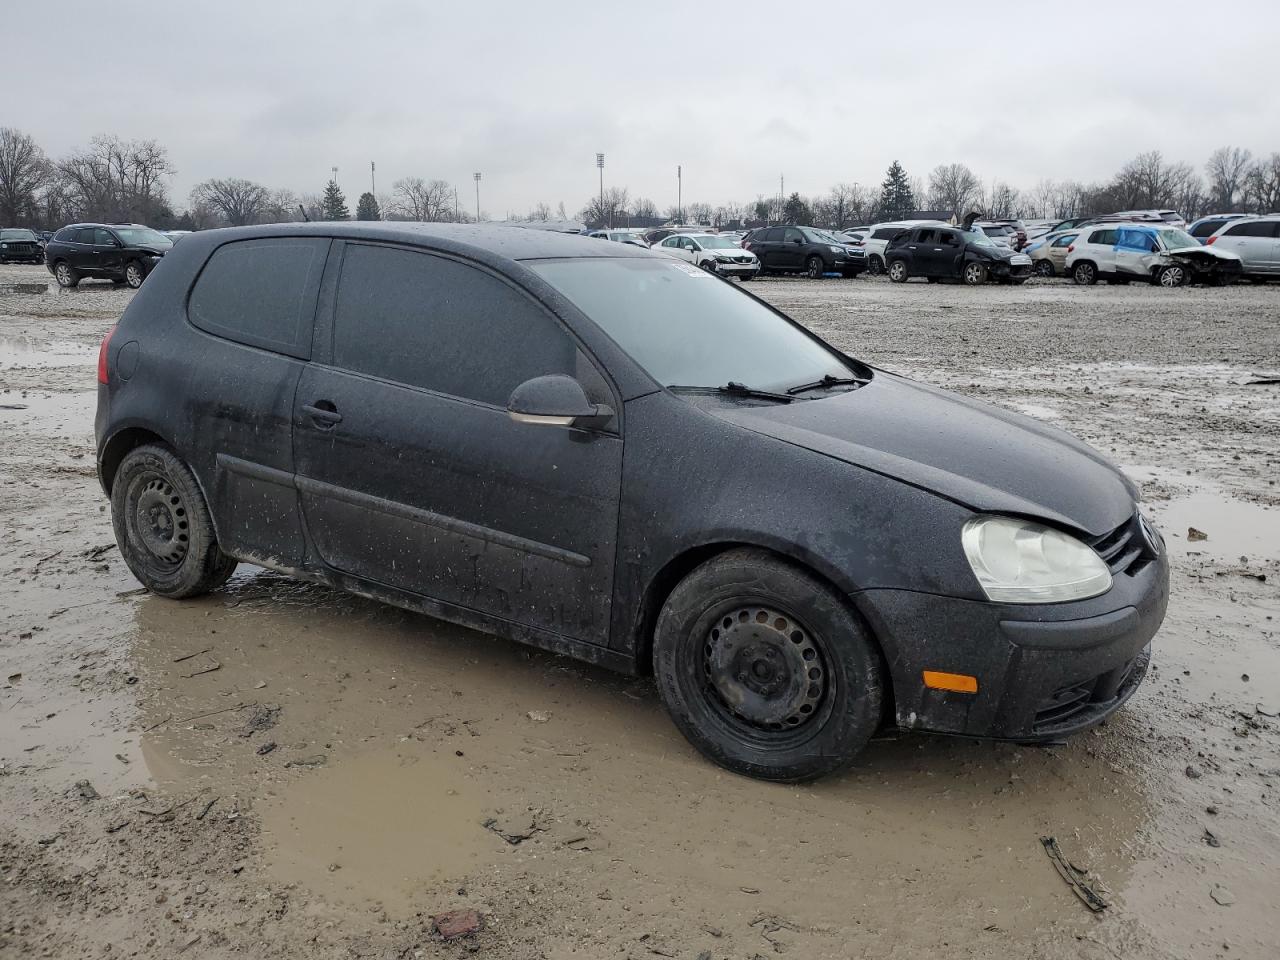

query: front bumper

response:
[858,535,1169,741]
[990,259,1034,279]
[711,260,759,276]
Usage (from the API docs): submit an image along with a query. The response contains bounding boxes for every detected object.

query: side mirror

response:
[792,237,803,244]
[507,375,613,428]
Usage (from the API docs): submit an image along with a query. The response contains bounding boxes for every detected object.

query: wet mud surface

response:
[2,262,1278,958]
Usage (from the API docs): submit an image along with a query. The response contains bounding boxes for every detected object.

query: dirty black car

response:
[885,225,1034,285]
[45,222,172,288]
[95,223,1168,781]
[0,227,45,264]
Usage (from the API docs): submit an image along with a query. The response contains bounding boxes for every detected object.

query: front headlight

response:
[828,245,842,253]
[715,254,733,262]
[961,516,1112,603]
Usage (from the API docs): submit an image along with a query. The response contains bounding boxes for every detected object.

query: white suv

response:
[651,232,760,280]
[1205,216,1280,281]
[1065,222,1242,287]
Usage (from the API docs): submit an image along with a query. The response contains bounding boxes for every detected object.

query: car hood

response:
[711,372,1136,537]
[135,246,169,257]
[1166,244,1241,262]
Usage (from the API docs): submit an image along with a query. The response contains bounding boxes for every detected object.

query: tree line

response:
[2,125,1278,232]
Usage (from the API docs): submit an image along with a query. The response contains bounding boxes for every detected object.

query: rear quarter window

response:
[1224,221,1278,238]
[187,238,328,359]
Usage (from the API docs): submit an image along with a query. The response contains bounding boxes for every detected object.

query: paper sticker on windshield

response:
[666,260,712,278]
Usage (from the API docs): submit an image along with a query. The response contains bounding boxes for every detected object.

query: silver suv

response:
[1205,216,1280,281]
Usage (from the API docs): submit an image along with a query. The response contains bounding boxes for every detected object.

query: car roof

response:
[174,221,653,262]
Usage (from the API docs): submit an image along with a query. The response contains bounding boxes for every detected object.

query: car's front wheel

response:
[111,444,237,598]
[806,255,825,279]
[124,260,146,289]
[653,549,884,782]
[962,261,987,286]
[53,260,79,288]
[887,259,909,283]
[1157,264,1187,288]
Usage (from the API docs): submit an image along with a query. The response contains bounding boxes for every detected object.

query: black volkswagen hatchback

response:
[95,223,1168,781]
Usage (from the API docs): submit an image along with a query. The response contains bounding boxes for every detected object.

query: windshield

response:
[802,228,841,244]
[981,225,1012,236]
[1158,229,1198,249]
[1,229,36,241]
[112,227,172,248]
[697,235,739,249]
[529,258,853,393]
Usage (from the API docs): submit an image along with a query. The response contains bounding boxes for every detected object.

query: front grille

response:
[1088,514,1151,575]
[4,242,37,255]
[1033,652,1146,733]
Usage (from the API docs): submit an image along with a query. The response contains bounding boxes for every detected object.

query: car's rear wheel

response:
[806,255,825,279]
[124,260,146,289]
[887,260,908,283]
[962,261,987,286]
[867,255,884,275]
[53,260,79,288]
[1156,264,1187,288]
[652,548,884,782]
[1072,261,1097,285]
[112,444,237,598]
[1034,260,1054,277]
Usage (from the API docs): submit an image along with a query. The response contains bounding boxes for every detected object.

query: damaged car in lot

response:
[95,222,1168,781]
[1065,223,1243,287]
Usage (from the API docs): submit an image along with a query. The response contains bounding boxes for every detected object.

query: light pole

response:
[370,161,376,196]
[473,172,481,223]
[596,153,605,228]
[677,165,682,224]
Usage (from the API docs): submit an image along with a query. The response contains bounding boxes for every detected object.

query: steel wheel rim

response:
[132,475,190,566]
[702,605,828,732]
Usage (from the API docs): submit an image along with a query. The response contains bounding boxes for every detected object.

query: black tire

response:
[867,255,884,276]
[1156,264,1187,288]
[806,255,825,279]
[1033,259,1054,277]
[111,444,236,598]
[1072,261,1097,285]
[124,260,146,289]
[653,549,884,781]
[887,259,909,283]
[739,273,753,282]
[962,261,987,286]
[53,260,79,288]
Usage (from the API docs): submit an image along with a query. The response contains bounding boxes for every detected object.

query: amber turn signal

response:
[922,670,978,694]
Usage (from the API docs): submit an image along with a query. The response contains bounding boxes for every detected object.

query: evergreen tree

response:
[877,161,915,220]
[781,192,812,225]
[355,191,381,221]
[322,180,350,220]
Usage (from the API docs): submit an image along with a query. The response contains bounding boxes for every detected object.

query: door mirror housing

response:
[507,375,613,428]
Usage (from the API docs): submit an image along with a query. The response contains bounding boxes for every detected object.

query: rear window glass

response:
[1191,220,1226,237]
[188,238,327,358]
[871,228,901,240]
[1224,221,1277,238]
[1088,229,1118,245]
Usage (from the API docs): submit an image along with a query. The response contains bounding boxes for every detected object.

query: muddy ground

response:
[1,261,1278,959]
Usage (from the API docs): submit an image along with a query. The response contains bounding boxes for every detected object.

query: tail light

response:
[1067,244,1074,253]
[97,325,117,384]
[1206,235,1217,245]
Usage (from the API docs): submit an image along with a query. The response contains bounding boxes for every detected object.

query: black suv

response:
[95,222,1167,781]
[885,225,1034,285]
[744,226,865,278]
[0,228,44,264]
[44,223,173,288]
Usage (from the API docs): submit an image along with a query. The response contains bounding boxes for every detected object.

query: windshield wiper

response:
[667,382,794,403]
[785,373,870,395]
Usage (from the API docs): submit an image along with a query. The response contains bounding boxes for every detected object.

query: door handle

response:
[302,402,342,427]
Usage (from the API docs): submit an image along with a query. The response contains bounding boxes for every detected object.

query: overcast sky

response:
[7,0,1279,216]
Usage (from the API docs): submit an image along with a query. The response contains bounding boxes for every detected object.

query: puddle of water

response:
[259,748,496,910]
[0,337,96,369]
[1147,492,1280,563]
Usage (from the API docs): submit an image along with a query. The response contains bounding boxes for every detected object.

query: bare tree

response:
[631,196,659,219]
[58,134,174,223]
[819,183,868,229]
[261,189,301,224]
[527,201,552,221]
[189,178,270,226]
[0,128,52,224]
[390,177,455,221]
[978,180,1023,219]
[1244,153,1280,213]
[926,164,980,219]
[1109,151,1199,212]
[1205,147,1253,212]
[580,186,630,227]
